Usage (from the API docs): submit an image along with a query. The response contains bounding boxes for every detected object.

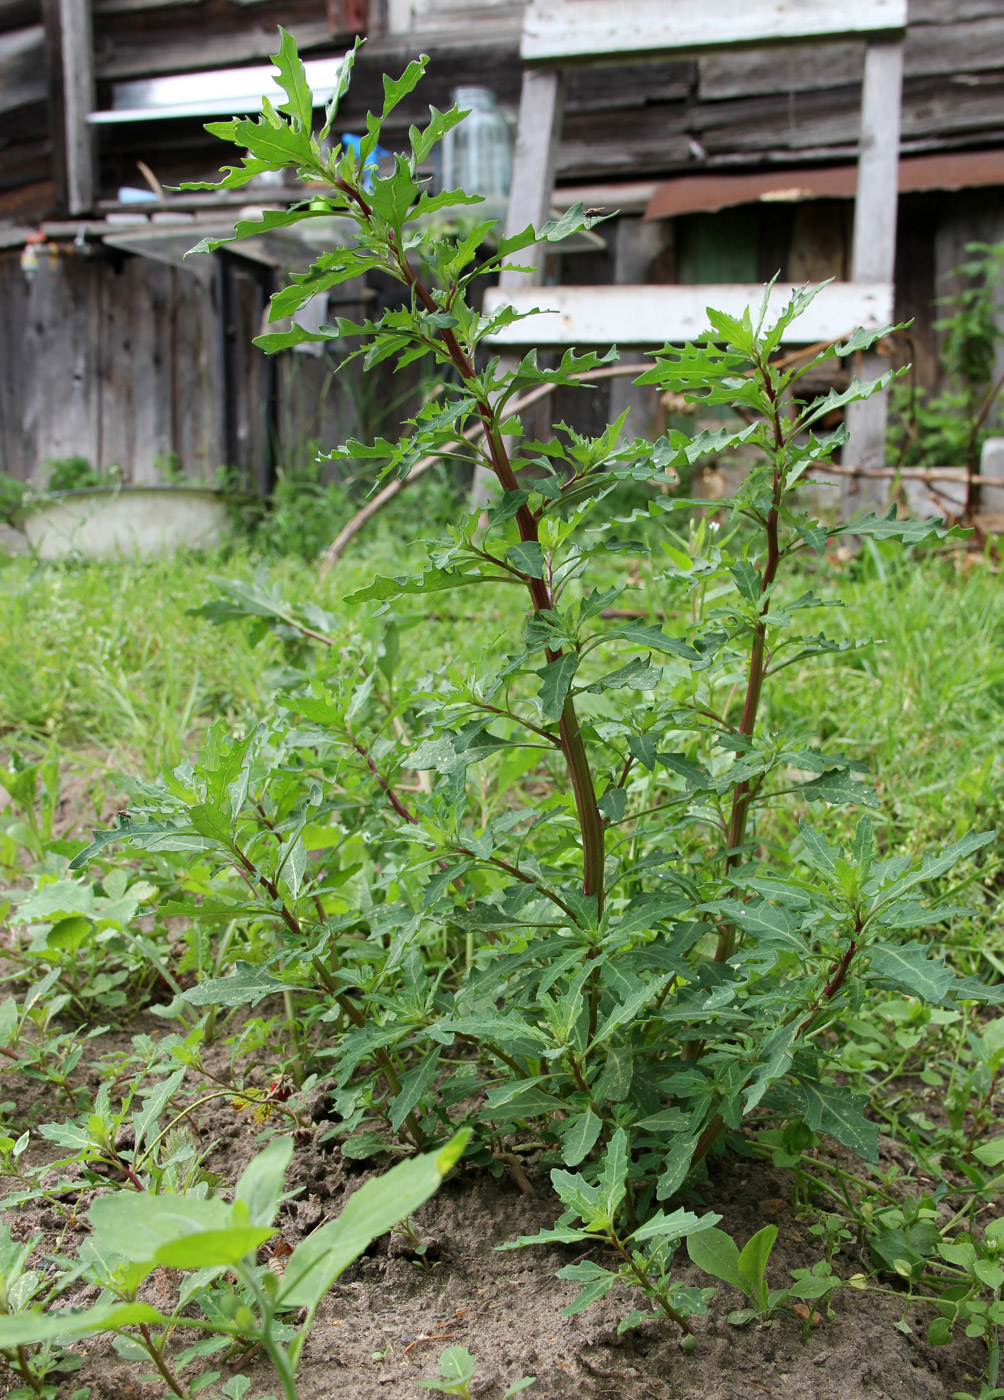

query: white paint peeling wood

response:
[522,0,907,66]
[482,283,894,347]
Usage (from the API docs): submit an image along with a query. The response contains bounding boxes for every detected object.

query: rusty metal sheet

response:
[644,149,1004,219]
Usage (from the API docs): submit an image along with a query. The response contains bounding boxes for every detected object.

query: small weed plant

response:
[5,29,1004,1400]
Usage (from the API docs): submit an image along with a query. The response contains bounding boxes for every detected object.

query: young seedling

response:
[502,1129,718,1333]
[418,1345,536,1399]
[687,1221,840,1335]
[0,1132,467,1400]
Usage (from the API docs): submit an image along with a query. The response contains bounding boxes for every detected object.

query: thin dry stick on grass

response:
[825,464,995,482]
[318,335,992,573]
[319,361,652,575]
[318,339,841,573]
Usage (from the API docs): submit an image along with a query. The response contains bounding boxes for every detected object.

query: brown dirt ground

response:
[0,1013,994,1400]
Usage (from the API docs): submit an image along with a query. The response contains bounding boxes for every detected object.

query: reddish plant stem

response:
[609,1231,695,1334]
[399,253,605,918]
[714,364,785,966]
[138,1325,186,1399]
[348,732,417,825]
[109,1151,146,1191]
[230,844,427,1148]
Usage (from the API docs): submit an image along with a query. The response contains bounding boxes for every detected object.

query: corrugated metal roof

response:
[644,149,1004,219]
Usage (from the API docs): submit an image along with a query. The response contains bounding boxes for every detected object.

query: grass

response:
[775,544,1004,848]
[2,527,1004,1397]
[3,533,1003,835]
[0,533,435,774]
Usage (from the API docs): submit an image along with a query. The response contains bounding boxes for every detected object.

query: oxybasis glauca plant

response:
[72,29,1002,1331]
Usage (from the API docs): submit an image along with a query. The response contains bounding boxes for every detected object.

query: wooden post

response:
[843,35,904,514]
[40,0,96,216]
[498,67,566,290]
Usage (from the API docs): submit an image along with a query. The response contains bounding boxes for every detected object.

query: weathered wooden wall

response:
[0,245,222,481]
[0,242,382,485]
[6,0,1004,220]
[3,0,1004,484]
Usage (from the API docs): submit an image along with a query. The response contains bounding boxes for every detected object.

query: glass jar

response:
[434,87,512,201]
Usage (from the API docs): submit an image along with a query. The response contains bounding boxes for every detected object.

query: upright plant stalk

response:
[715,354,786,965]
[394,245,606,918]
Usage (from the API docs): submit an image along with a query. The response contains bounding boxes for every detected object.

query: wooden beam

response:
[41,0,96,215]
[499,66,565,291]
[521,0,907,67]
[482,282,893,347]
[851,42,904,286]
[843,35,904,512]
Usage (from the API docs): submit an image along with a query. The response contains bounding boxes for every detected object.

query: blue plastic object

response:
[340,133,390,192]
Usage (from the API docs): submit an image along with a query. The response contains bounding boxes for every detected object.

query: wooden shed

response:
[1,0,1003,487]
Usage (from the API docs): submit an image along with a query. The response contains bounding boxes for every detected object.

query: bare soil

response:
[0,1020,993,1400]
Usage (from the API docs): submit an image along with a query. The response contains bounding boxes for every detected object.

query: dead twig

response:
[319,362,652,575]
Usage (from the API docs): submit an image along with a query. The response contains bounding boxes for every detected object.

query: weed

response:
[63,27,1002,1349]
[418,1346,536,1398]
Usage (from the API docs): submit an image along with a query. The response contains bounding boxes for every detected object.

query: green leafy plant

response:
[3,1131,466,1400]
[43,457,121,493]
[418,1345,535,1398]
[686,1221,841,1334]
[0,751,61,872]
[0,473,28,528]
[889,238,1004,486]
[503,1127,717,1331]
[62,24,1004,1356]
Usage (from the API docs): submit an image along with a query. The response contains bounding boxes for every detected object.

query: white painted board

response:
[482,282,894,346]
[522,0,907,65]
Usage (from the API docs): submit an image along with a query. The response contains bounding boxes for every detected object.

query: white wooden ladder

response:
[482,0,908,504]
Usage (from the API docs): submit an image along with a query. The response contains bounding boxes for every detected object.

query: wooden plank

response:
[700,18,1004,102]
[24,252,101,473]
[96,249,137,474]
[383,0,412,33]
[499,65,564,290]
[94,18,331,79]
[53,0,95,214]
[94,0,202,12]
[851,40,903,285]
[172,257,222,480]
[843,37,903,511]
[522,0,906,67]
[39,0,67,211]
[129,257,176,481]
[565,59,691,112]
[909,0,1003,22]
[482,282,894,346]
[0,250,31,477]
[0,22,45,114]
[686,75,1004,162]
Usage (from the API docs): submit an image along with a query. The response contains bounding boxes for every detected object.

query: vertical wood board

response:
[499,66,565,291]
[851,39,905,284]
[96,252,137,473]
[58,0,95,214]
